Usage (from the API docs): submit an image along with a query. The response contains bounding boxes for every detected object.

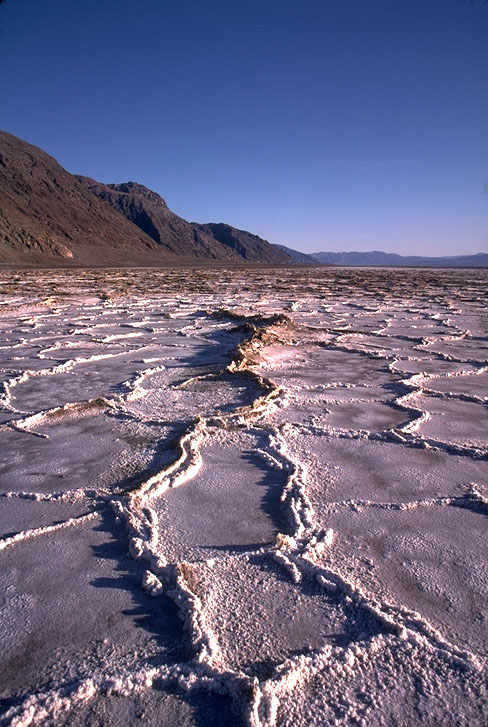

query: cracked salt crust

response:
[0,267,487,726]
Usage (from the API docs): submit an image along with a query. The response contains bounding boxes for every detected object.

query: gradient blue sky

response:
[1,0,487,255]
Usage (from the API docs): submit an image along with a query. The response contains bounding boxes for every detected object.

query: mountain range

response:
[276,246,488,267]
[0,130,292,267]
[309,250,488,267]
[1,131,486,268]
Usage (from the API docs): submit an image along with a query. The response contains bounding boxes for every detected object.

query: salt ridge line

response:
[402,366,488,406]
[279,322,488,455]
[298,424,488,460]
[419,346,488,366]
[173,315,290,425]
[0,511,98,553]
[2,313,278,563]
[314,483,488,516]
[420,387,488,407]
[0,654,252,727]
[219,308,485,516]
[121,364,167,402]
[0,348,149,414]
[244,525,488,710]
[112,311,293,570]
[36,334,141,358]
[91,313,301,722]
[256,515,485,673]
[144,308,416,716]
[386,361,488,425]
[131,416,208,502]
[0,666,172,727]
[7,302,478,460]
[0,333,62,351]
[7,397,118,438]
[98,313,311,719]
[326,310,481,363]
[234,316,488,687]
[168,563,221,666]
[0,488,105,503]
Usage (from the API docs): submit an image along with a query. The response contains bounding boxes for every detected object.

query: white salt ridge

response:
[0,349,145,413]
[400,365,488,406]
[315,483,488,517]
[0,511,97,552]
[0,488,101,503]
[336,426,488,460]
[249,633,486,727]
[95,331,144,343]
[9,397,117,438]
[121,364,167,402]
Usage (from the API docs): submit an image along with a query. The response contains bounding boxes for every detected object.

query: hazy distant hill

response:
[311,250,488,267]
[0,130,292,267]
[273,243,318,263]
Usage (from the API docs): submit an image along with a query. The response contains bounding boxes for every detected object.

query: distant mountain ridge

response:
[273,244,318,263]
[0,130,292,267]
[310,250,488,267]
[2,131,485,269]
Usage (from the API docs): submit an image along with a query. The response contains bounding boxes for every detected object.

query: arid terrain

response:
[0,267,487,726]
[0,131,293,268]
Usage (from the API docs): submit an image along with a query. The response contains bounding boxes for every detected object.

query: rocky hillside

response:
[0,131,292,267]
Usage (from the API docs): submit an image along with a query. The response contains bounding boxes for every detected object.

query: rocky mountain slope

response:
[0,130,292,267]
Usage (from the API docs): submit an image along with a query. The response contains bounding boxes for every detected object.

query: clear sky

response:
[1,0,487,255]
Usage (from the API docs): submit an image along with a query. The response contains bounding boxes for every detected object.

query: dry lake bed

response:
[0,266,487,726]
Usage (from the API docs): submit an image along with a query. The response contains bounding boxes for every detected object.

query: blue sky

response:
[1,0,487,255]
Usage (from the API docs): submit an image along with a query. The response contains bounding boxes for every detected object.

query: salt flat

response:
[0,267,486,726]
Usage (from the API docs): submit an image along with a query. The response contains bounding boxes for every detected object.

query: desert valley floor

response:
[0,266,487,726]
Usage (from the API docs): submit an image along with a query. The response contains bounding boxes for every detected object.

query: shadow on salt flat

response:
[89,511,188,658]
[0,511,184,709]
[57,687,242,727]
[153,441,287,564]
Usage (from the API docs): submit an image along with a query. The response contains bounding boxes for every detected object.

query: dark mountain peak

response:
[77,179,292,263]
[196,222,289,264]
[0,130,293,267]
[107,181,168,208]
